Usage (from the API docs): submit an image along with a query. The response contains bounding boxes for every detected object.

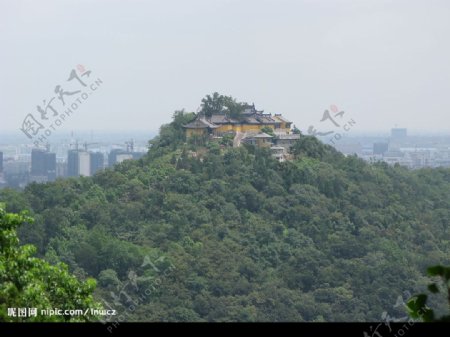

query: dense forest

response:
[2,110,450,321]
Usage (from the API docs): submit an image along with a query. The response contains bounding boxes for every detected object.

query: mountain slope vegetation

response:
[2,111,450,321]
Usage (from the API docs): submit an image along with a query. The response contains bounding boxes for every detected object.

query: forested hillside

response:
[2,111,450,321]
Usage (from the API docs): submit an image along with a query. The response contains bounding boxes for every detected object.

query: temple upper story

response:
[183,104,292,138]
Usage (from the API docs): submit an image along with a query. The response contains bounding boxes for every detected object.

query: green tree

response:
[200,92,226,117]
[7,101,450,322]
[149,110,196,152]
[260,126,275,137]
[200,92,246,120]
[220,133,235,147]
[292,125,301,134]
[407,265,450,322]
[222,96,246,121]
[290,135,326,159]
[0,204,102,322]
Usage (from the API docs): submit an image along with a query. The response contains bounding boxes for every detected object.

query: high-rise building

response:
[67,150,91,177]
[78,151,91,176]
[30,148,57,182]
[391,128,407,139]
[373,142,389,155]
[108,149,126,167]
[90,152,104,175]
[46,152,57,182]
[31,149,47,176]
[116,153,133,164]
[57,162,67,178]
[108,149,145,167]
[67,150,79,177]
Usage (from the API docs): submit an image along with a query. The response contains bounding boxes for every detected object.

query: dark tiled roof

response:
[258,115,277,124]
[184,111,291,129]
[273,114,291,123]
[209,114,239,124]
[244,117,261,124]
[183,118,219,129]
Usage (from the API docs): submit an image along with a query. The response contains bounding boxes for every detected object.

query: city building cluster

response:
[0,140,146,189]
[332,128,450,169]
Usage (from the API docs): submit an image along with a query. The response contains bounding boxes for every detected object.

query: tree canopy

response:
[200,92,247,120]
[2,110,450,322]
[0,204,102,322]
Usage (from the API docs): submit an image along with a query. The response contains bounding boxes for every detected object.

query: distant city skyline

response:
[2,0,450,136]
[4,127,450,146]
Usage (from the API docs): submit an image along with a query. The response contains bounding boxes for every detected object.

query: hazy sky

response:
[1,0,450,138]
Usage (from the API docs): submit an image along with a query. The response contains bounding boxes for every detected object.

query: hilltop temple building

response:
[183,104,299,161]
[183,104,292,138]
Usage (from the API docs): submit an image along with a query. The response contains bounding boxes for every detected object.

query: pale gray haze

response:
[1,0,450,136]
